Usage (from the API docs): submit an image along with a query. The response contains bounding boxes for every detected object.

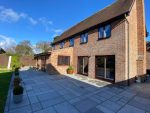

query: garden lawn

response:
[0,70,12,113]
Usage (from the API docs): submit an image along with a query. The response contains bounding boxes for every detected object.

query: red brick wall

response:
[49,0,146,84]
[0,54,9,68]
[20,56,36,67]
[73,19,127,83]
[136,0,146,75]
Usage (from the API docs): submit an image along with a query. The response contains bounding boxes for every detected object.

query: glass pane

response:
[105,25,111,38]
[83,57,88,75]
[70,38,74,46]
[106,56,115,80]
[96,57,105,78]
[85,33,88,42]
[78,57,83,74]
[99,27,104,39]
[81,34,84,43]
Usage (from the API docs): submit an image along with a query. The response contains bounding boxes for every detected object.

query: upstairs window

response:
[70,38,74,47]
[60,42,65,49]
[80,33,88,44]
[58,56,70,66]
[98,25,111,39]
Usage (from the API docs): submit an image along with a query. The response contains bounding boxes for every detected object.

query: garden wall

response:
[0,54,9,68]
[20,56,36,67]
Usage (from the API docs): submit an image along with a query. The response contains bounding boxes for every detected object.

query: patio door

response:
[78,56,89,76]
[95,56,115,81]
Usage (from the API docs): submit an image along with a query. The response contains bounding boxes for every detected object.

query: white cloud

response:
[51,29,63,38]
[0,6,38,25]
[28,17,38,25]
[0,34,16,49]
[39,17,53,25]
[54,29,63,33]
[0,5,54,27]
[0,8,21,22]
[39,17,53,32]
[0,6,63,38]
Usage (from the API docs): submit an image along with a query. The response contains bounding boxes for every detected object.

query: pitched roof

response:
[52,0,135,44]
[34,52,51,58]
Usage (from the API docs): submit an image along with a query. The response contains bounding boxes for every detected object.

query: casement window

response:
[60,42,65,49]
[98,25,111,39]
[58,56,70,66]
[70,38,74,47]
[80,33,88,44]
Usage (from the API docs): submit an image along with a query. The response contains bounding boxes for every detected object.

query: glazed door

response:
[78,57,89,76]
[96,56,115,81]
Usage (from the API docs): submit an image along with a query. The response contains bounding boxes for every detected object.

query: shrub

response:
[67,66,74,71]
[11,55,21,70]
[14,68,19,76]
[13,76,21,86]
[13,85,23,95]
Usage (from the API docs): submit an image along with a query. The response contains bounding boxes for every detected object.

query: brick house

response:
[35,0,147,85]
[34,52,51,72]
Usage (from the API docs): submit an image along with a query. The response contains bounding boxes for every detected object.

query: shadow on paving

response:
[4,69,150,113]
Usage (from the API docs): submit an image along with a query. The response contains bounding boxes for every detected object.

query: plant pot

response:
[13,94,23,103]
[67,70,74,74]
[14,81,20,87]
[13,78,21,87]
[136,75,146,83]
[136,76,142,83]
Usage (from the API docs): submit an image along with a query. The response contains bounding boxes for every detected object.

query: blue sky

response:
[0,0,149,49]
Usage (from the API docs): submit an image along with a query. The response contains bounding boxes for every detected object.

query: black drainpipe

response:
[125,14,130,86]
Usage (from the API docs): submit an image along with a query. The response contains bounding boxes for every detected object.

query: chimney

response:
[136,0,146,75]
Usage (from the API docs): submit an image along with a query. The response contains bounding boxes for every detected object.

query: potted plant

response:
[136,75,146,83]
[13,85,24,103]
[67,66,74,74]
[14,68,19,76]
[13,76,21,87]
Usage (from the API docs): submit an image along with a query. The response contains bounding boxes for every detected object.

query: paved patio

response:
[4,69,150,113]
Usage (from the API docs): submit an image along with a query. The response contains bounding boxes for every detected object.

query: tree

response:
[53,36,60,42]
[36,41,52,53]
[5,46,16,54]
[15,40,33,56]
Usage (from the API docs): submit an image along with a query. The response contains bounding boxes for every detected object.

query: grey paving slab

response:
[63,92,78,100]
[31,102,42,112]
[42,107,57,113]
[85,107,104,113]
[128,96,150,112]
[54,102,80,113]
[74,98,98,113]
[37,91,60,101]
[28,96,39,104]
[5,69,150,113]
[9,105,32,113]
[97,90,115,99]
[69,97,81,104]
[96,105,115,113]
[101,100,122,112]
[117,104,145,113]
[41,96,65,108]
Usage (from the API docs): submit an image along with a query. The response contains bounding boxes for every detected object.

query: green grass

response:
[0,70,12,113]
